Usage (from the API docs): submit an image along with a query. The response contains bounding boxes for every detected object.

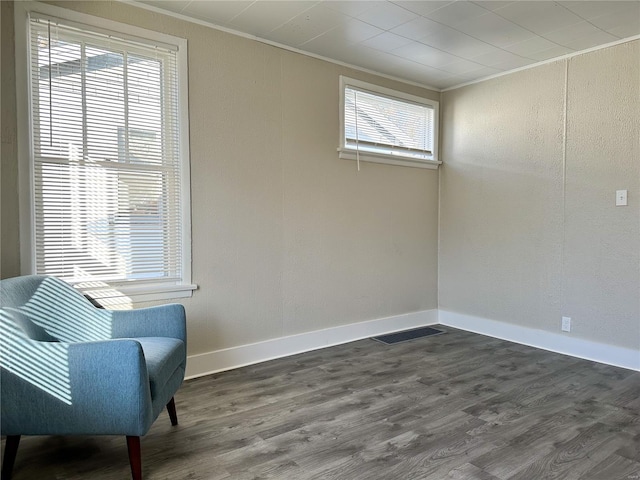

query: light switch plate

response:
[616,190,627,206]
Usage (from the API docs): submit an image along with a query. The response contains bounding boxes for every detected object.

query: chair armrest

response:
[1,339,154,436]
[110,304,186,344]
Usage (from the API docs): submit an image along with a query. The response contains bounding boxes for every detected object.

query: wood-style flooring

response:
[3,326,639,479]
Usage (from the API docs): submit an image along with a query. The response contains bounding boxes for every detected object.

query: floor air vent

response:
[372,326,445,345]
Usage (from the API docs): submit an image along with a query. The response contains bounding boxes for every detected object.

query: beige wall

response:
[440,41,639,350]
[1,1,440,355]
[1,1,21,279]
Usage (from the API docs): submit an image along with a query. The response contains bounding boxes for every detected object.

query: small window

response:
[21,7,195,302]
[339,76,440,169]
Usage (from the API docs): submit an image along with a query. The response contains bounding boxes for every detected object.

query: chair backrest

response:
[0,276,113,342]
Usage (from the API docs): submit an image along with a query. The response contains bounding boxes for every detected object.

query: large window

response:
[339,76,440,169]
[19,5,193,301]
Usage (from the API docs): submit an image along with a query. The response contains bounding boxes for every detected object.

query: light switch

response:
[616,190,628,206]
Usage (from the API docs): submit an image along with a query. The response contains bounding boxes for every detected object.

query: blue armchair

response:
[0,275,187,480]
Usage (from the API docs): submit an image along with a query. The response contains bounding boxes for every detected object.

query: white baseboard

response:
[185,309,438,379]
[439,310,640,372]
[186,308,638,378]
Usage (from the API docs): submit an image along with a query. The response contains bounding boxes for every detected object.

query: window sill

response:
[77,282,198,306]
[338,148,441,170]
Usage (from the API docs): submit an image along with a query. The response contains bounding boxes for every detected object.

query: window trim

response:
[15,1,196,302]
[338,76,441,170]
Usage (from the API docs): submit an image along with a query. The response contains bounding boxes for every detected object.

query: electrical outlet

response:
[561,316,571,332]
[616,190,628,206]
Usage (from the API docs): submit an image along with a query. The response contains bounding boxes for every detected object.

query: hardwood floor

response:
[3,327,639,479]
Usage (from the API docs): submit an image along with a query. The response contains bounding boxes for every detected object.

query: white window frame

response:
[338,76,440,170]
[14,1,196,303]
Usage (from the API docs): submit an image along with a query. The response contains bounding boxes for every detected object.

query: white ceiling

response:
[135,0,640,89]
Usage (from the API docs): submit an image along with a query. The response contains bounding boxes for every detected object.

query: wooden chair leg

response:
[166,397,178,426]
[1,435,21,480]
[126,436,141,480]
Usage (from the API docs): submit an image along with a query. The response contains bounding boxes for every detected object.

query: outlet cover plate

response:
[562,316,571,332]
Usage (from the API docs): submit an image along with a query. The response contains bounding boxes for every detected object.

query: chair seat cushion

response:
[134,337,185,399]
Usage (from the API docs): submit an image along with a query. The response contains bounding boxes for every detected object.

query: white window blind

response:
[28,15,186,289]
[340,77,439,169]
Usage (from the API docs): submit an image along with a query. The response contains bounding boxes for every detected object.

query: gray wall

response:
[440,40,639,350]
[1,1,440,356]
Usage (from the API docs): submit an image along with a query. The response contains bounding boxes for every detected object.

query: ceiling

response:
[135,0,640,90]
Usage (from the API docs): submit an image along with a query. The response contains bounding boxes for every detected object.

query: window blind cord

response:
[47,21,53,147]
[354,91,361,171]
